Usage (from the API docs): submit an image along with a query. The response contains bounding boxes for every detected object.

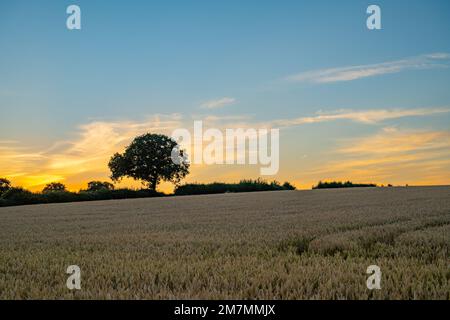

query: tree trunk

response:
[150,177,158,191]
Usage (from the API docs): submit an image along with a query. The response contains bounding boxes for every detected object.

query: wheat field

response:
[0,187,449,299]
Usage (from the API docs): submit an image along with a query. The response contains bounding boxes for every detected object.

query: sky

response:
[1,0,450,192]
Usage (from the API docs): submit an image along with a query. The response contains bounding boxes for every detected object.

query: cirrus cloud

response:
[269,107,450,127]
[200,97,236,109]
[286,53,450,84]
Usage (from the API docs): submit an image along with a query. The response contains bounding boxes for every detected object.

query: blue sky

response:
[1,0,450,190]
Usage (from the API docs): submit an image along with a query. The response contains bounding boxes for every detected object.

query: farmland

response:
[0,186,449,299]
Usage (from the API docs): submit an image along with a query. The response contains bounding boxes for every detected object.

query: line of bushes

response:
[174,179,296,196]
[313,181,377,189]
[0,187,164,207]
[0,178,297,207]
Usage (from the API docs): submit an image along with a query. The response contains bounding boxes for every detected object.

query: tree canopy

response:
[42,182,67,193]
[87,181,115,192]
[108,133,189,190]
[0,178,11,195]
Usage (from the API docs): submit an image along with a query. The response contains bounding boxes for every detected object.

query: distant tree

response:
[282,182,296,190]
[87,181,115,192]
[108,133,189,191]
[270,180,281,188]
[313,181,376,189]
[42,182,66,193]
[0,178,12,196]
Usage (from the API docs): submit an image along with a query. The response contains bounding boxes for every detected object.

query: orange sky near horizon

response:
[2,112,450,193]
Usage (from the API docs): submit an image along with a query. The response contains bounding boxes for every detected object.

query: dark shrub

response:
[40,191,79,203]
[175,179,296,196]
[42,182,67,193]
[78,188,165,202]
[86,181,115,192]
[109,188,137,199]
[0,185,166,207]
[313,181,377,189]
[1,187,39,205]
[282,182,296,190]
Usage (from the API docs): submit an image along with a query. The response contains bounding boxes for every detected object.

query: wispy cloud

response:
[304,128,450,185]
[270,107,450,127]
[338,127,450,155]
[200,97,236,109]
[286,53,450,84]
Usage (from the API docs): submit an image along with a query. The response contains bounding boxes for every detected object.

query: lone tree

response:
[108,133,189,191]
[0,178,11,196]
[87,181,115,192]
[42,182,66,193]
